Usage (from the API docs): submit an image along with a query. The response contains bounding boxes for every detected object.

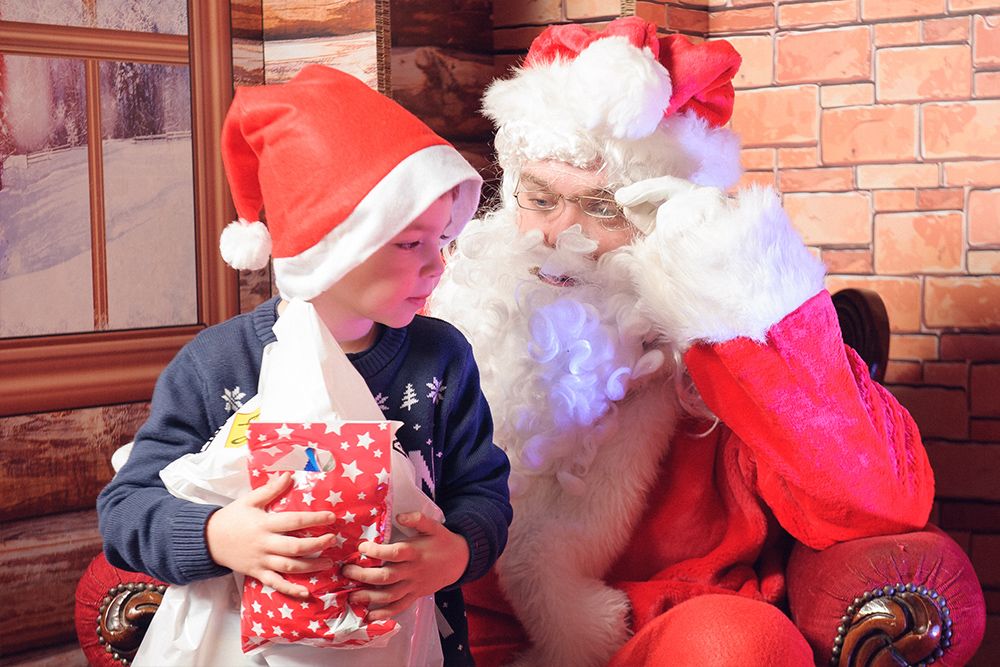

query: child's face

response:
[322,192,455,330]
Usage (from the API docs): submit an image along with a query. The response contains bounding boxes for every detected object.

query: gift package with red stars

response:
[241,420,400,652]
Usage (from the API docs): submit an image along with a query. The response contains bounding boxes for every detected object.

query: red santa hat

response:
[483,18,743,197]
[219,64,483,301]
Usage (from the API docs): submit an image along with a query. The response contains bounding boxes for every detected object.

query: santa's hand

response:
[615,175,700,235]
[625,180,825,347]
[206,472,336,598]
[342,512,469,621]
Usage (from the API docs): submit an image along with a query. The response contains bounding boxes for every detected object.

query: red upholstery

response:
[788,525,986,666]
[76,524,985,666]
[75,552,165,667]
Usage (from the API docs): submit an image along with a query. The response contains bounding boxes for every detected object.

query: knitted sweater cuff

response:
[444,512,492,588]
[173,503,230,583]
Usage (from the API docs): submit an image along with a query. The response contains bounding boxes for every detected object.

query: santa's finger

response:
[651,185,729,239]
[614,175,696,207]
[341,563,404,586]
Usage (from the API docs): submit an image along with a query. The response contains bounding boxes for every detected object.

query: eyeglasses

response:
[513,181,631,232]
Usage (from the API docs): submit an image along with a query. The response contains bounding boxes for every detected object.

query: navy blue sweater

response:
[98,297,511,664]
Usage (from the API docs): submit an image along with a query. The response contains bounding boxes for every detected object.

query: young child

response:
[97,64,512,666]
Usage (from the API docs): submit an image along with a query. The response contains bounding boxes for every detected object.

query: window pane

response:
[0,1,187,35]
[99,61,197,330]
[95,0,187,35]
[0,55,94,337]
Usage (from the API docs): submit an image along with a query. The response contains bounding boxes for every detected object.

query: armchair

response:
[74,289,986,666]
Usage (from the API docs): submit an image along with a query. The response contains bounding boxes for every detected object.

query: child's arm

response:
[98,341,339,593]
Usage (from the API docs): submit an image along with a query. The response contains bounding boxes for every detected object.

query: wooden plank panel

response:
[391,0,493,54]
[0,404,148,522]
[0,511,103,656]
[264,0,374,41]
[391,47,494,141]
[232,0,264,41]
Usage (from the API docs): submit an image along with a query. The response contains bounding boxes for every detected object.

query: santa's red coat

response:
[464,291,935,664]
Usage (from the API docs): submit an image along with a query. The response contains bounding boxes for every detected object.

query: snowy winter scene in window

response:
[0,53,197,337]
[0,0,187,35]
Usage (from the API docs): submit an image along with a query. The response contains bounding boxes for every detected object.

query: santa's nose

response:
[542,207,586,247]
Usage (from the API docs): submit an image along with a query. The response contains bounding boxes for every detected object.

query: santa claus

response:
[428,17,935,667]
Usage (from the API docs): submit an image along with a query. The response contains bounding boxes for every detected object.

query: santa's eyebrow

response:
[520,170,612,197]
[518,172,551,189]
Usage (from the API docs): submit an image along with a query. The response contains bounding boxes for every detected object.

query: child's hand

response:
[206,472,336,598]
[342,512,470,621]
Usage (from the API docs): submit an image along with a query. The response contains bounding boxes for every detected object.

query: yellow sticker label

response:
[225,408,261,448]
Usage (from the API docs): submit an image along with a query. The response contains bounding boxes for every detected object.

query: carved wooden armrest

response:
[95,581,166,664]
[830,583,952,667]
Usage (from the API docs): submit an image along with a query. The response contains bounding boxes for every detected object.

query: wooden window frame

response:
[0,1,239,417]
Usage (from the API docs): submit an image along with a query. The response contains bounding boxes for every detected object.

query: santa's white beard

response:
[429,208,678,495]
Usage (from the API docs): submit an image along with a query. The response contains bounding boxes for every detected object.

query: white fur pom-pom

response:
[570,37,672,140]
[219,218,271,270]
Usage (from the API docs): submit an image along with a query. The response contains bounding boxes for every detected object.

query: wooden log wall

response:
[390,0,496,178]
[0,406,147,664]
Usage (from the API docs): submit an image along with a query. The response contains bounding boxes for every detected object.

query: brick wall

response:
[496,0,999,662]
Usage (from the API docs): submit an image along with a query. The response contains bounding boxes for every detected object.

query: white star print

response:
[278,603,294,619]
[373,448,383,458]
[343,510,356,523]
[261,585,276,598]
[333,533,347,547]
[360,522,379,541]
[378,422,388,430]
[326,490,343,506]
[272,625,284,637]
[318,591,339,610]
[251,621,264,636]
[341,460,362,483]
[356,432,374,449]
[251,601,262,613]
[308,619,321,631]
[274,423,294,439]
[375,468,390,485]
[301,491,314,505]
[324,418,346,435]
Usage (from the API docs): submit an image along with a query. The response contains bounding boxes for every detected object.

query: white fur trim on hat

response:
[273,144,482,301]
[569,37,672,140]
[220,218,272,271]
[484,37,743,191]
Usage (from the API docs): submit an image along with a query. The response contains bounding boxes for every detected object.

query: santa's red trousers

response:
[469,593,813,666]
[607,594,812,666]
